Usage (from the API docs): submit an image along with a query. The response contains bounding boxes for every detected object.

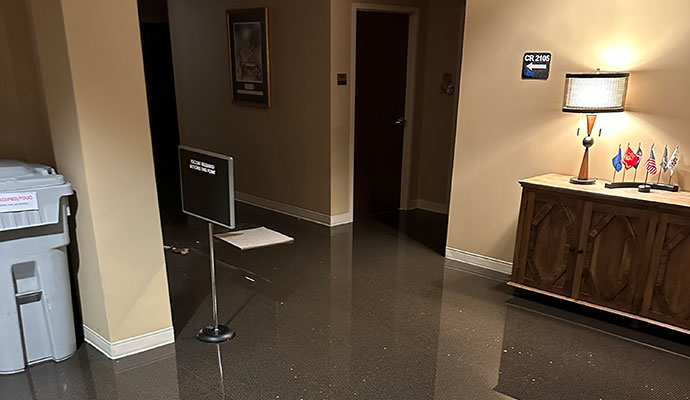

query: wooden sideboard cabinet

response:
[509,173,690,333]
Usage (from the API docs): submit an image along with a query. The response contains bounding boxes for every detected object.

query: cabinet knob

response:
[569,247,575,252]
[577,249,584,254]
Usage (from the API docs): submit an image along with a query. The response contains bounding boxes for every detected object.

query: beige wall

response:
[448,0,690,262]
[330,0,464,215]
[413,0,464,208]
[169,0,462,218]
[29,0,172,342]
[329,0,354,216]
[168,0,332,215]
[330,0,432,216]
[0,2,54,166]
[331,0,464,215]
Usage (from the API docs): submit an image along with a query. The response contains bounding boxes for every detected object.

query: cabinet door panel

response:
[575,203,650,312]
[642,214,690,329]
[518,191,579,296]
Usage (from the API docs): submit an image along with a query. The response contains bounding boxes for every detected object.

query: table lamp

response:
[563,69,629,184]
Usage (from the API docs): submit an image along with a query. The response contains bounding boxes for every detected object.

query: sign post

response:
[179,146,236,343]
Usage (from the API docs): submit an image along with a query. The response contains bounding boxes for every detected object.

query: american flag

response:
[645,145,658,175]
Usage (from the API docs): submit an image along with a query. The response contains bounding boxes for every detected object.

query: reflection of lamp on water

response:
[563,70,630,184]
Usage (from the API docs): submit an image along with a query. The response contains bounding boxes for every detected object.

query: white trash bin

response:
[0,160,76,374]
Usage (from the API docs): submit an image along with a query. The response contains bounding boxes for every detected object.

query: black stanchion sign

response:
[521,52,551,80]
[179,146,236,229]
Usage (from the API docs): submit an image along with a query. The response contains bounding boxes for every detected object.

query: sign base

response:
[197,325,236,343]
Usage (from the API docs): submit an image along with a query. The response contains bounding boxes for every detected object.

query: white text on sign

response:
[523,54,551,62]
[189,159,217,175]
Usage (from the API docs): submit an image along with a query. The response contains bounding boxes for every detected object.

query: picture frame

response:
[226,8,271,108]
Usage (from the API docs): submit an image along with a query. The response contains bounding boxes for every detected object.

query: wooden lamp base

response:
[570,115,597,185]
[570,145,596,185]
[570,176,596,185]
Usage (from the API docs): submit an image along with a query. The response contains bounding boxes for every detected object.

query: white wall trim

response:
[408,198,449,214]
[329,211,353,226]
[445,247,513,276]
[83,325,175,360]
[348,3,420,216]
[235,191,352,227]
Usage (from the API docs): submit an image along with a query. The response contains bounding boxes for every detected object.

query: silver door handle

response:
[394,117,406,126]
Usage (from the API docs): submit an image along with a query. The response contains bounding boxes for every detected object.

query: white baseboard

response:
[83,325,175,360]
[409,198,449,214]
[235,191,352,227]
[445,247,513,276]
[329,211,353,226]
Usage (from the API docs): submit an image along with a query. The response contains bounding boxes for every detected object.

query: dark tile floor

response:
[2,204,690,399]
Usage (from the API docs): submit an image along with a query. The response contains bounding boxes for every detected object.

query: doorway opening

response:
[350,3,466,255]
[137,1,183,227]
[351,7,418,220]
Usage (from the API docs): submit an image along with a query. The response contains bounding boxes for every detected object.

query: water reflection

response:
[3,208,689,399]
[495,303,690,399]
[0,344,183,400]
[216,344,226,397]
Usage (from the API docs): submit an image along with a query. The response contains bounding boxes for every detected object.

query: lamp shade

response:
[562,72,629,113]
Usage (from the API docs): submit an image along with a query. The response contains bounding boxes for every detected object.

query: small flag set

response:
[606,143,680,192]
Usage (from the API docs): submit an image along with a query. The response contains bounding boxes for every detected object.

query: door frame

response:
[349,3,420,217]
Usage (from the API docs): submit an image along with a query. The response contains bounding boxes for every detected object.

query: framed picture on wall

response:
[226,8,271,107]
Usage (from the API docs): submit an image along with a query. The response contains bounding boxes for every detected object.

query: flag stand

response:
[605,181,679,192]
[606,143,679,192]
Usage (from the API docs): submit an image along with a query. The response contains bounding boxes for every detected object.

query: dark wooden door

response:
[354,11,409,219]
[573,202,652,312]
[641,213,690,329]
[513,190,580,296]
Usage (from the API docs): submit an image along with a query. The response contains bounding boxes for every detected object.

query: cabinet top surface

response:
[520,173,690,209]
